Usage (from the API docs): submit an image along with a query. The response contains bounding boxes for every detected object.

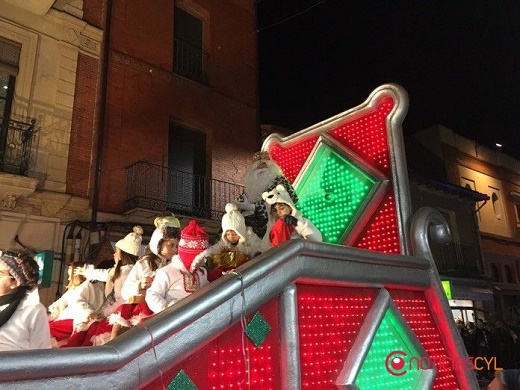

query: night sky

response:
[257,1,520,160]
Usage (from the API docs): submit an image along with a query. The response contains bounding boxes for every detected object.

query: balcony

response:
[125,161,244,221]
[173,38,209,85]
[0,117,37,175]
[429,242,483,277]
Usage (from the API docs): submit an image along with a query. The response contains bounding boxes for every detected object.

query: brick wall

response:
[66,52,103,198]
[66,0,106,198]
[83,0,107,30]
[96,0,259,214]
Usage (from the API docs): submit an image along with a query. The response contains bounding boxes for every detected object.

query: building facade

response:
[412,125,520,322]
[408,174,493,323]
[0,0,103,304]
[74,0,259,218]
[0,0,259,305]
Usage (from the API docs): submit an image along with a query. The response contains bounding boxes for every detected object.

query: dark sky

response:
[257,1,520,160]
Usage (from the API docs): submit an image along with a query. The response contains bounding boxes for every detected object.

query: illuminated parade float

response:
[0,84,478,389]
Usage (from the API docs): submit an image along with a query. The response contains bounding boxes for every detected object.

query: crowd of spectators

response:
[456,318,520,382]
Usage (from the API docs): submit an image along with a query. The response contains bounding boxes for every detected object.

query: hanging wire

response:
[138,270,251,390]
[231,270,251,390]
[257,0,330,33]
[142,323,167,389]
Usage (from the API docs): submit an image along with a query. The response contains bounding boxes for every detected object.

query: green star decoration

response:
[166,370,198,390]
[245,311,271,347]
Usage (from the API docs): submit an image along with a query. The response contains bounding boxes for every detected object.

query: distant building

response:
[410,125,520,322]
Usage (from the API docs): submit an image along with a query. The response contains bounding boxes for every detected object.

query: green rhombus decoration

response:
[166,370,198,390]
[245,311,271,347]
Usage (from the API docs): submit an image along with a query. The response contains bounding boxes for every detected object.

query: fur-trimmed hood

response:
[262,184,301,219]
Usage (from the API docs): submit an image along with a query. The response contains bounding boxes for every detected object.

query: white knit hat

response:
[221,203,246,244]
[149,215,181,255]
[115,226,144,256]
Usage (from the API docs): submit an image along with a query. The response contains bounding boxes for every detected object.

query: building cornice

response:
[0,1,102,58]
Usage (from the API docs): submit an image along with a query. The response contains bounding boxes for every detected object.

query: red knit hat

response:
[178,220,209,270]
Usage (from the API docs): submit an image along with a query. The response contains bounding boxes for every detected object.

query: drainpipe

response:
[90,0,114,232]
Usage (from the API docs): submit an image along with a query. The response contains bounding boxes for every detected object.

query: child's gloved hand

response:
[283,215,298,226]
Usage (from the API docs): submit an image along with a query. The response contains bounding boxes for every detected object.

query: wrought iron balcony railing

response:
[173,38,209,84]
[0,117,36,175]
[429,242,483,277]
[125,161,244,220]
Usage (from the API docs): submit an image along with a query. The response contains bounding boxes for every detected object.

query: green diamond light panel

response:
[295,142,378,244]
[355,309,423,389]
[336,289,436,389]
[167,370,198,390]
[245,311,271,348]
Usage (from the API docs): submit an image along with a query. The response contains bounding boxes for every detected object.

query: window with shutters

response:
[0,37,37,175]
[167,121,209,217]
[0,37,20,130]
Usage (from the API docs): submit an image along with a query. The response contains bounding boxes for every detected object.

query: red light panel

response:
[390,290,461,389]
[297,285,378,389]
[352,194,401,253]
[270,137,319,183]
[328,96,393,174]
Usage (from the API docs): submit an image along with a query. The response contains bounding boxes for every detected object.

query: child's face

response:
[272,203,292,219]
[225,230,240,244]
[0,265,17,296]
[160,238,179,260]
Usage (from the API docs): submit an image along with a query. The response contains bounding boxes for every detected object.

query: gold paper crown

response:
[252,151,271,161]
